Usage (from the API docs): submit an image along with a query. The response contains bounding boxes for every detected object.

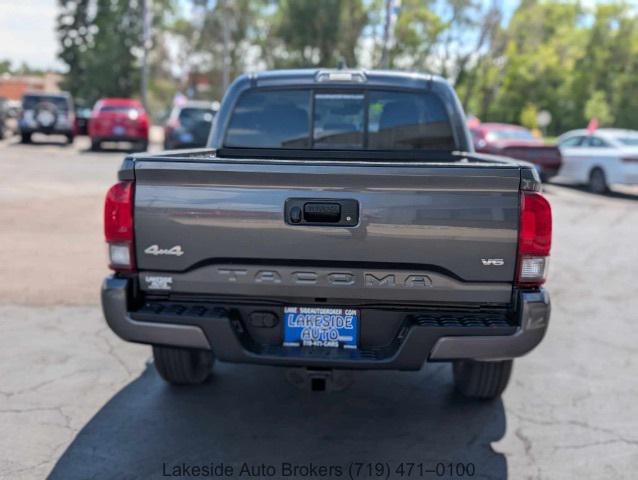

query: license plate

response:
[113,126,125,136]
[283,307,358,349]
[179,132,194,143]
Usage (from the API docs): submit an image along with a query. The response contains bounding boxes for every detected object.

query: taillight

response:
[138,115,150,134]
[516,191,552,286]
[104,181,135,272]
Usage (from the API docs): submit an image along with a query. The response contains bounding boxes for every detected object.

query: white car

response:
[556,128,638,193]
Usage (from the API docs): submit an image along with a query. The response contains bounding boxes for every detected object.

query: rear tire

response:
[90,139,101,151]
[152,346,214,385]
[21,132,32,144]
[65,134,74,145]
[137,140,149,152]
[453,359,513,399]
[589,168,608,194]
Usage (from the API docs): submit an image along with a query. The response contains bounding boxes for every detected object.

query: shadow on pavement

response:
[79,146,145,154]
[49,362,507,480]
[8,139,72,148]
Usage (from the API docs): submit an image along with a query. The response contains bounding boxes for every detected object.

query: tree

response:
[57,0,93,99]
[584,91,613,127]
[54,0,638,130]
[0,60,13,75]
[573,3,638,130]
[86,0,143,100]
[57,0,173,108]
[383,0,444,70]
[455,0,503,109]
[269,0,369,68]
[338,0,369,67]
[169,0,268,99]
[520,103,539,130]
[460,0,586,134]
[460,0,638,134]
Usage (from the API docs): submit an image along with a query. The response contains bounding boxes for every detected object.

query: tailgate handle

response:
[303,202,341,222]
[285,198,359,226]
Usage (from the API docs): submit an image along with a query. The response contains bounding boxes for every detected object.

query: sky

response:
[0,0,61,70]
[0,0,615,72]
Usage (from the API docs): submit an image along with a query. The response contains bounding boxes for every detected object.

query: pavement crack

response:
[514,427,542,480]
[0,405,76,433]
[0,368,95,399]
[553,438,638,451]
[510,411,638,449]
[96,326,135,376]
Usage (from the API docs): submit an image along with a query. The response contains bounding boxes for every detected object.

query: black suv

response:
[19,92,75,144]
[163,100,218,150]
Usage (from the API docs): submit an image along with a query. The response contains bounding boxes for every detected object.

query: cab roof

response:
[245,69,446,90]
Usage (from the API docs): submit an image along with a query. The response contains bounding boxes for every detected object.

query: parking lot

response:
[1,134,637,479]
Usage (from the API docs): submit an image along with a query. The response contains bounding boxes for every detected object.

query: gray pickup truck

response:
[102,69,552,399]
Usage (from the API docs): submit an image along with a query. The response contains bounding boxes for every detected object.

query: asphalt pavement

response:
[1,133,637,479]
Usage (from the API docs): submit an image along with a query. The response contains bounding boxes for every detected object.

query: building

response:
[0,72,62,101]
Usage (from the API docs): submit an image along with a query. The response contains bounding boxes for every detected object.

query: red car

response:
[470,123,562,181]
[89,98,149,151]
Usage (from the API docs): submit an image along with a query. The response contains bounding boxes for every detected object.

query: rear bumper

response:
[92,135,148,143]
[20,126,73,135]
[101,276,550,369]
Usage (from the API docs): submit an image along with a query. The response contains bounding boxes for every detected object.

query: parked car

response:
[0,97,8,139]
[4,101,20,136]
[164,100,218,150]
[75,106,92,136]
[470,123,562,181]
[18,92,75,144]
[89,98,149,152]
[102,69,552,400]
[556,128,638,194]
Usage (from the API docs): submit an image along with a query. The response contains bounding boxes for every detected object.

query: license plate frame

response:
[283,306,359,350]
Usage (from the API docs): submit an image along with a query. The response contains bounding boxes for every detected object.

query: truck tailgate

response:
[133,159,520,304]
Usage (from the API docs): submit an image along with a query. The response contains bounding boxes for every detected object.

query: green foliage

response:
[57,0,173,107]
[520,103,539,130]
[0,59,11,75]
[459,1,638,135]
[57,0,138,103]
[85,0,143,100]
[585,91,614,127]
[269,0,369,68]
[0,60,45,76]
[168,0,268,100]
[54,0,638,132]
[57,0,92,100]
[0,60,47,76]
[388,0,444,69]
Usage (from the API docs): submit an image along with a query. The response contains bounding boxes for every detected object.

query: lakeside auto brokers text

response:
[161,461,477,478]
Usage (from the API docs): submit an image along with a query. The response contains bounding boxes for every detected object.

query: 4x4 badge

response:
[144,245,184,256]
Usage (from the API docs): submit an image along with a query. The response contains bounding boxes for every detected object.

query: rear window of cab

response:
[22,95,71,111]
[96,103,143,114]
[224,89,454,150]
